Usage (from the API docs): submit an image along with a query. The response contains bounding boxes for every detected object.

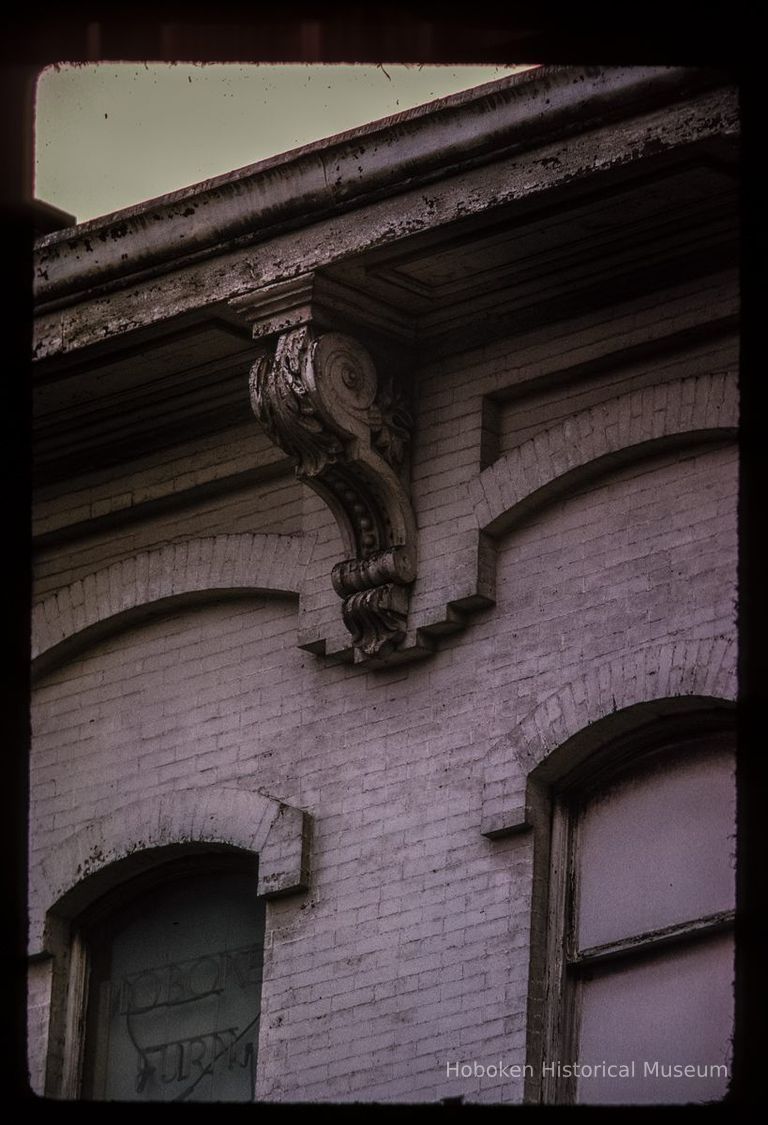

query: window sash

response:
[569,908,735,969]
[534,729,736,1105]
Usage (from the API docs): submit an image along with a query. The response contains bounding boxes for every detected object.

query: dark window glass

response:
[83,868,265,1102]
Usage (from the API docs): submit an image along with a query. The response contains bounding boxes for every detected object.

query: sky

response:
[35,63,534,225]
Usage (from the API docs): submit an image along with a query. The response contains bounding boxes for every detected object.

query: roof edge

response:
[33,65,723,309]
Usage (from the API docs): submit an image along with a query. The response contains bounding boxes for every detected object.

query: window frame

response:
[45,845,264,1101]
[525,709,736,1105]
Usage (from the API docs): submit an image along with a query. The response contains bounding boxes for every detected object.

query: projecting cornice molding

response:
[245,318,417,660]
[34,66,725,310]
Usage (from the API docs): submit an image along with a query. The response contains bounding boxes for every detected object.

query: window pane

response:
[88,871,265,1102]
[575,932,733,1104]
[577,740,735,949]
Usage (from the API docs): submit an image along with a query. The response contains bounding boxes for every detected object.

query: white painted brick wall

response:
[30,441,736,1102]
[34,473,302,600]
[33,421,282,538]
[29,270,738,1102]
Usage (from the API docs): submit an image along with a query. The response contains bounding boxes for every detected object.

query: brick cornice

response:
[407,370,737,653]
[30,375,738,675]
[469,371,737,536]
[31,533,312,679]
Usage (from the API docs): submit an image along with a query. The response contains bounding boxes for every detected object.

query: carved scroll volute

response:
[250,327,417,659]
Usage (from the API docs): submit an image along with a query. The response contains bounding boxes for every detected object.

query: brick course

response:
[30,366,737,1100]
[28,70,738,1101]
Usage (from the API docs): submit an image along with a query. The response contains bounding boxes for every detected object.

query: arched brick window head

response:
[33,789,310,1100]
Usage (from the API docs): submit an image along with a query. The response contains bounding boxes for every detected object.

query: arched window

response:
[531,717,736,1105]
[65,852,265,1102]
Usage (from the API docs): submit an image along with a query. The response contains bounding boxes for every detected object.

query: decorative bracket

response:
[249,324,417,659]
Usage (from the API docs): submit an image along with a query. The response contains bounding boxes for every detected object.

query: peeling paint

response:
[33,68,729,310]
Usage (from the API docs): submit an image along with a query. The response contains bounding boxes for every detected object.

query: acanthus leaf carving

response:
[250,327,344,478]
[249,326,417,659]
[342,584,410,659]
